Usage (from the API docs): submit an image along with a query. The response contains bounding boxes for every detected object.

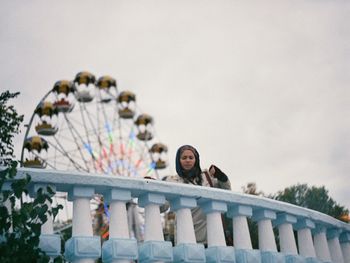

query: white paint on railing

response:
[341,242,350,262]
[314,230,332,262]
[3,197,13,233]
[41,200,54,234]
[72,198,93,237]
[206,212,226,247]
[144,204,164,241]
[109,201,129,238]
[258,219,277,252]
[278,223,297,254]
[233,215,252,249]
[297,228,316,258]
[176,208,196,244]
[328,237,344,263]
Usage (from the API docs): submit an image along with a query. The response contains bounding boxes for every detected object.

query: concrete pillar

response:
[313,226,331,262]
[274,213,298,255]
[253,209,277,252]
[102,189,137,263]
[227,205,253,249]
[327,229,344,263]
[340,232,350,263]
[295,218,316,259]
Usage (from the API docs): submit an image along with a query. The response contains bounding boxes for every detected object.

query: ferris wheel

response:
[20,71,169,179]
[20,71,169,239]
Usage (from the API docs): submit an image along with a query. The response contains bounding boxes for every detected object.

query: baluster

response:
[30,184,61,258]
[102,189,137,263]
[64,186,101,263]
[340,232,350,263]
[201,200,235,263]
[228,205,253,249]
[227,205,261,262]
[253,209,277,251]
[327,229,344,263]
[274,213,303,263]
[313,226,332,262]
[138,193,173,263]
[170,196,206,263]
[295,218,317,261]
[1,182,13,234]
[253,209,284,262]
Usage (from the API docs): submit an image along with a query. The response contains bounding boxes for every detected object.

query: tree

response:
[272,183,349,223]
[0,91,62,262]
[0,91,23,166]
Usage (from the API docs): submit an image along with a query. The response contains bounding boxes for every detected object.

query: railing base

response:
[64,236,101,262]
[305,258,323,263]
[102,238,138,262]
[39,234,61,257]
[285,254,304,263]
[235,249,261,263]
[138,240,173,263]
[205,246,235,263]
[173,243,206,263]
[261,251,285,263]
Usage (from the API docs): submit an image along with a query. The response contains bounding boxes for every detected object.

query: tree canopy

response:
[0,90,62,262]
[271,183,349,223]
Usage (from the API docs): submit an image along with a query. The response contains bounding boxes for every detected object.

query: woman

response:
[163,145,231,245]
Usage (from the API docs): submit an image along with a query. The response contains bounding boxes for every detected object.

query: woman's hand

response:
[209,165,228,182]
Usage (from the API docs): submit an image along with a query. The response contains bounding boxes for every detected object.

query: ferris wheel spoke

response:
[48,137,89,172]
[63,113,93,172]
[99,99,117,173]
[79,102,107,174]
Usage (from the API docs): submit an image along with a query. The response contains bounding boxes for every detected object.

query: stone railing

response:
[2,167,350,263]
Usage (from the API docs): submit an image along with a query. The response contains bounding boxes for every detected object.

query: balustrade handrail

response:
[10,167,349,232]
[2,167,350,262]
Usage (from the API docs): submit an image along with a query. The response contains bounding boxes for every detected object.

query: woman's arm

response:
[209,165,231,190]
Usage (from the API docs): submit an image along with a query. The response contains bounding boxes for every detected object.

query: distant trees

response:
[272,183,349,223]
[242,181,349,249]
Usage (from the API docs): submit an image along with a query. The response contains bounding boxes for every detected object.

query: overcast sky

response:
[1,0,349,210]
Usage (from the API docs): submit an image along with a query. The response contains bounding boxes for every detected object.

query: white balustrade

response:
[109,200,129,238]
[275,213,298,255]
[102,189,135,263]
[72,197,93,237]
[41,199,54,234]
[314,226,332,262]
[65,186,100,263]
[253,209,277,252]
[296,219,317,259]
[340,233,350,262]
[176,207,197,244]
[2,168,350,263]
[228,205,253,249]
[3,195,13,233]
[327,229,345,263]
[171,197,197,245]
[1,183,13,233]
[201,200,227,247]
[207,212,226,246]
[138,192,173,262]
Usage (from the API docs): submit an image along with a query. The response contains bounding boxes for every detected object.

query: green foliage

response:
[272,183,349,222]
[0,91,23,166]
[0,91,63,262]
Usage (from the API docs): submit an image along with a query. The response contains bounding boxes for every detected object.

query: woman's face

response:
[180,149,196,171]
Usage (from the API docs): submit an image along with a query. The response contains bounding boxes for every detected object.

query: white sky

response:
[1,0,349,210]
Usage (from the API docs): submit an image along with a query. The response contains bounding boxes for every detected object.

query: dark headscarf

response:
[175,145,203,185]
